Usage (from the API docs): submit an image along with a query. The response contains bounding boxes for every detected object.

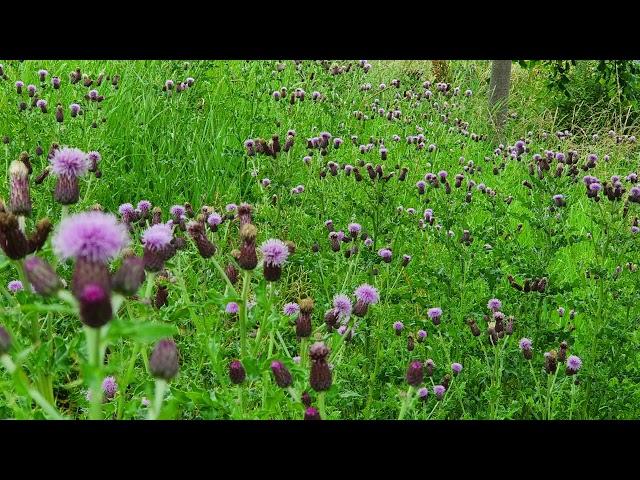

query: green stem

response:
[84,326,103,420]
[317,391,327,419]
[239,270,251,359]
[148,378,168,420]
[398,386,414,420]
[144,272,156,302]
[0,355,65,420]
[211,257,237,296]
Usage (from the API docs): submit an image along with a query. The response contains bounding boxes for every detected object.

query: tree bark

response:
[488,60,512,131]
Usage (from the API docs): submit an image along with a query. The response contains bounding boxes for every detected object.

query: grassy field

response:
[1,60,639,419]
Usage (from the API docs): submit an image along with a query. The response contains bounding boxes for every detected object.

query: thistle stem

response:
[148,378,168,420]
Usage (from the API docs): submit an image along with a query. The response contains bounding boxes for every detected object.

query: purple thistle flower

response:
[354,284,379,304]
[378,248,392,262]
[451,363,463,374]
[102,376,118,399]
[487,298,502,311]
[7,280,23,293]
[70,103,81,115]
[364,237,373,247]
[418,387,429,400]
[141,223,173,251]
[428,307,442,321]
[558,307,565,317]
[519,338,532,350]
[433,385,446,400]
[88,89,99,101]
[118,203,135,217]
[205,212,221,228]
[141,397,150,407]
[293,356,301,364]
[393,321,404,333]
[332,294,352,317]
[417,329,427,342]
[137,200,152,213]
[15,80,24,91]
[49,147,89,177]
[225,302,239,314]
[225,203,237,213]
[27,84,37,95]
[632,226,640,234]
[52,211,129,263]
[170,205,185,218]
[283,302,300,316]
[337,325,348,336]
[566,355,582,374]
[36,99,47,109]
[348,223,362,236]
[260,239,289,267]
[589,183,602,192]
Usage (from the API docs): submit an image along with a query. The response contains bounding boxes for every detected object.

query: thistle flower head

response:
[137,200,152,213]
[519,338,532,350]
[451,363,463,374]
[332,294,352,317]
[102,376,118,399]
[354,284,379,305]
[428,307,442,319]
[283,302,299,316]
[141,223,173,251]
[566,355,582,372]
[7,280,23,293]
[260,239,289,267]
[487,298,502,311]
[225,302,239,314]
[393,321,404,332]
[348,223,361,235]
[52,211,129,263]
[170,205,185,218]
[49,147,89,177]
[118,203,135,217]
[207,212,222,226]
[378,248,392,261]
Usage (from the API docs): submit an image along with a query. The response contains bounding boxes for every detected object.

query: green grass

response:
[1,59,639,420]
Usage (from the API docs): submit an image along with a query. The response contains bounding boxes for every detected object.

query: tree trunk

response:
[488,60,512,132]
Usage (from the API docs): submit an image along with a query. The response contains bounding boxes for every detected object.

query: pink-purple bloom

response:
[333,294,352,317]
[102,376,118,399]
[566,355,582,373]
[53,211,130,263]
[141,223,173,251]
[137,200,152,213]
[225,302,239,314]
[428,307,442,320]
[519,338,532,350]
[354,284,379,305]
[283,302,300,316]
[487,298,502,311]
[207,213,222,227]
[260,239,289,267]
[50,147,89,177]
[451,363,463,374]
[7,280,23,293]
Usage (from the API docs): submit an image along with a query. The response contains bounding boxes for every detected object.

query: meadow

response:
[0,60,639,420]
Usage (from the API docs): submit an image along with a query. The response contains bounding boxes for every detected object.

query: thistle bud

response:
[304,407,321,420]
[238,224,258,270]
[112,256,146,296]
[309,342,332,392]
[406,360,424,386]
[27,218,53,253]
[296,298,313,338]
[0,326,11,355]
[24,256,62,296]
[270,360,293,388]
[301,391,312,408]
[78,283,113,328]
[225,263,239,285]
[154,284,169,309]
[466,318,481,336]
[149,339,180,381]
[229,360,246,384]
[9,160,32,216]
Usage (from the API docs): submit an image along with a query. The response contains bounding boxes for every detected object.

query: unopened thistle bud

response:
[187,221,216,258]
[79,283,113,328]
[406,360,424,386]
[467,318,481,336]
[309,342,332,392]
[24,256,62,296]
[296,298,314,338]
[225,263,239,285]
[149,339,180,381]
[270,360,293,388]
[229,360,246,384]
[9,160,32,216]
[238,223,258,270]
[112,256,146,296]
